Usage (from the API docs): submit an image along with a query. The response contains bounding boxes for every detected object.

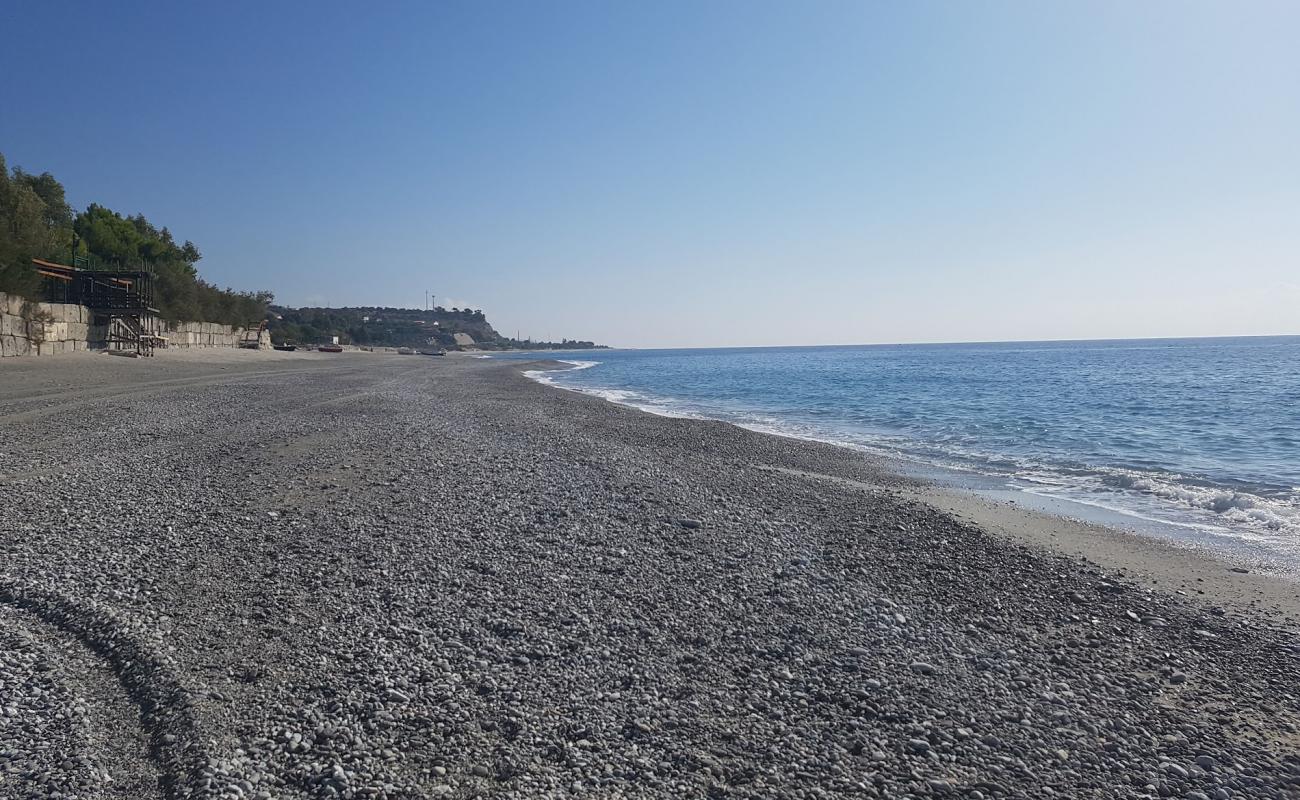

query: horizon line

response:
[600,332,1300,351]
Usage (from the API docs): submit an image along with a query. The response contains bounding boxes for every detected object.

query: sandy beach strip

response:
[1,350,1298,799]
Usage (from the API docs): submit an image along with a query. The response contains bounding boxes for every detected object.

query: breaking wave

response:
[1093,470,1300,533]
[522,359,600,385]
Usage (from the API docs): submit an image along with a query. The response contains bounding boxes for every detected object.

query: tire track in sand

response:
[0,580,215,799]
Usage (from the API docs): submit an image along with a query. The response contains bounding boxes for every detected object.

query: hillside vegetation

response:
[0,151,271,326]
[270,306,604,350]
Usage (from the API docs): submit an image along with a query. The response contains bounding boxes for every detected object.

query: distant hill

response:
[268,305,605,350]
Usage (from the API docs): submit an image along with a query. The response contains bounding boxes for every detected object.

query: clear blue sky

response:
[2,1,1296,347]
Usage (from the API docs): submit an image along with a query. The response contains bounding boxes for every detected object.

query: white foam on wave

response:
[522,359,599,385]
[573,386,701,418]
[521,362,702,419]
[1007,464,1300,544]
[522,369,555,384]
[1101,470,1300,534]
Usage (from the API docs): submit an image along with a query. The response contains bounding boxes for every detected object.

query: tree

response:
[0,154,74,297]
[73,200,269,324]
[14,169,73,229]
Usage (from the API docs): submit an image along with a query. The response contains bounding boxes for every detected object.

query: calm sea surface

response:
[496,338,1300,567]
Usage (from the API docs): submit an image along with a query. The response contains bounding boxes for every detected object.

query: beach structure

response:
[240,320,269,348]
[33,258,162,356]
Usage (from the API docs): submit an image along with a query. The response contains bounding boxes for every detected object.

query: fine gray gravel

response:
[1,352,1298,799]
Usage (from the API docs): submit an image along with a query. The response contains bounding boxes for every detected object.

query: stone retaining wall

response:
[160,320,269,349]
[0,291,267,358]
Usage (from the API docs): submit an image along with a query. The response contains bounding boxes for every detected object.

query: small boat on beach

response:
[273,344,297,352]
[318,344,344,353]
[420,349,448,356]
[397,347,417,355]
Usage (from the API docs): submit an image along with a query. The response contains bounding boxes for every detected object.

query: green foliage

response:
[72,203,269,326]
[0,151,270,325]
[0,153,75,297]
[269,306,503,348]
[266,305,604,350]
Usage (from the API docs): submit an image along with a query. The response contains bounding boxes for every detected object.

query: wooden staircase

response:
[240,320,268,349]
[107,314,158,357]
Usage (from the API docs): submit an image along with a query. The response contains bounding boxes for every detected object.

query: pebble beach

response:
[1,351,1298,799]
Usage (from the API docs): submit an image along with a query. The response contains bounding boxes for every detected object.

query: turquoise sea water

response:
[499,337,1300,566]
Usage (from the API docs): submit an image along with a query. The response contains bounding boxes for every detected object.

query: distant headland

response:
[269,305,607,351]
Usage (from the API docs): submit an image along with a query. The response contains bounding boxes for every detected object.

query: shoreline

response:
[522,358,1300,607]
[2,350,1299,797]
[914,485,1300,622]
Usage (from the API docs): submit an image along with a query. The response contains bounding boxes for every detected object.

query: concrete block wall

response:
[164,320,244,348]
[0,291,265,357]
[0,292,99,358]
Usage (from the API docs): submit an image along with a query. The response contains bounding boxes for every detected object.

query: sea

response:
[494,337,1300,571]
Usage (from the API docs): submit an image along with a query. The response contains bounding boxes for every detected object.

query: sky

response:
[1,0,1297,348]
